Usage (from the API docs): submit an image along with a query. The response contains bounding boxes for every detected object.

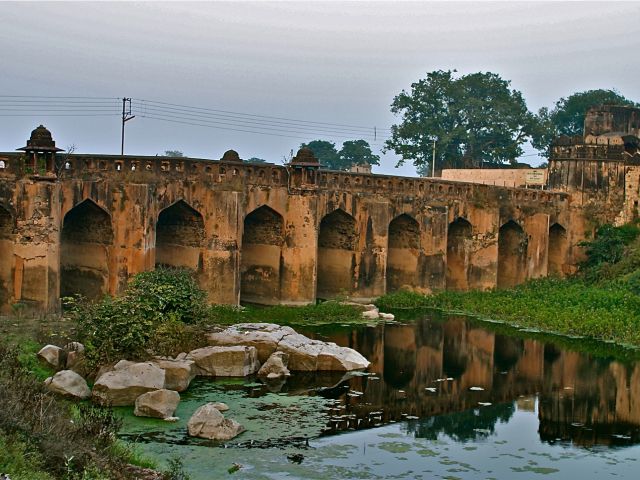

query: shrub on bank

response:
[67,267,210,370]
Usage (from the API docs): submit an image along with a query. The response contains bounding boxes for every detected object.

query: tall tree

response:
[339,140,380,169]
[300,140,340,169]
[385,70,537,175]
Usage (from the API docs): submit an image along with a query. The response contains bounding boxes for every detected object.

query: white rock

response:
[151,358,196,392]
[187,403,245,441]
[361,309,380,320]
[210,402,229,412]
[379,313,395,321]
[207,323,370,372]
[92,362,165,406]
[134,389,180,419]
[187,346,260,377]
[257,351,290,378]
[37,345,64,369]
[45,370,91,399]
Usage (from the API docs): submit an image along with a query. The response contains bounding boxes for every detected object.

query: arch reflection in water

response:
[303,314,640,447]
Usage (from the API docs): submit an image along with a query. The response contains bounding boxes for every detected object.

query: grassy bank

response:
[376,222,640,348]
[375,278,640,347]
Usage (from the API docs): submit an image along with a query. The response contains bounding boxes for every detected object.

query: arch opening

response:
[240,206,284,305]
[446,217,472,291]
[548,223,567,277]
[317,209,358,299]
[61,199,113,300]
[386,214,420,292]
[0,205,13,307]
[497,220,527,289]
[155,200,204,271]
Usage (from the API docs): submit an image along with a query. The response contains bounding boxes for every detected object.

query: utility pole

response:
[431,138,437,177]
[120,97,135,156]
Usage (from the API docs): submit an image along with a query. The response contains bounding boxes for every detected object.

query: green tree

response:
[531,89,638,155]
[339,140,380,169]
[300,140,340,169]
[246,157,269,164]
[547,89,637,137]
[385,70,537,175]
[163,150,184,157]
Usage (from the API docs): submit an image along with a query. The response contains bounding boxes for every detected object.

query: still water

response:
[119,312,640,479]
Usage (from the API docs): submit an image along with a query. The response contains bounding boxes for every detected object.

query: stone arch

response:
[317,209,358,299]
[446,217,472,291]
[60,199,113,300]
[386,214,420,292]
[0,205,14,307]
[497,220,527,288]
[155,200,204,271]
[240,205,284,304]
[548,223,567,277]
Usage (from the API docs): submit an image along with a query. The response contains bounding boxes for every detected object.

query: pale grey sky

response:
[1,1,639,176]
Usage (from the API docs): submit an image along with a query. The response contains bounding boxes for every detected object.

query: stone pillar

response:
[523,213,551,280]
[353,201,388,300]
[12,180,61,312]
[280,194,317,305]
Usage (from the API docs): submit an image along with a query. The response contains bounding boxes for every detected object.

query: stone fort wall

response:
[0,144,577,312]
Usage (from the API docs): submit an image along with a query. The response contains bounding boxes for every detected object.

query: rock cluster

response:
[206,323,371,371]
[38,323,370,443]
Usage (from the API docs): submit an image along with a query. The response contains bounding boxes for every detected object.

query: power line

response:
[133,101,388,138]
[133,104,390,142]
[138,98,392,133]
[139,113,388,148]
[0,95,392,147]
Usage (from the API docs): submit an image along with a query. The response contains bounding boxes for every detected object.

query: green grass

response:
[208,301,365,327]
[375,278,640,348]
[0,430,53,480]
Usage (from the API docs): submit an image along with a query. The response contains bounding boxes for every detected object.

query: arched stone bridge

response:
[0,143,578,312]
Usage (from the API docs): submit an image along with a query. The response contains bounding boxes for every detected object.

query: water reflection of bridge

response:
[302,316,640,447]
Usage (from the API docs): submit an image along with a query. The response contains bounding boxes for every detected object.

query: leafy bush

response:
[374,290,432,311]
[68,268,209,370]
[579,223,640,280]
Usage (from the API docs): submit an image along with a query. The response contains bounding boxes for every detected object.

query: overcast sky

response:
[1,1,639,176]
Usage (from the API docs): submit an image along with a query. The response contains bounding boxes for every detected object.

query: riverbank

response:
[375,278,640,348]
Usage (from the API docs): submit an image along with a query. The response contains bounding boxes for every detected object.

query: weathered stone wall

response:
[0,152,574,312]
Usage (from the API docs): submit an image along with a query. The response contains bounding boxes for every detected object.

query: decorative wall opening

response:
[317,209,358,299]
[548,223,567,276]
[386,214,420,292]
[0,205,13,306]
[155,200,204,271]
[60,199,113,300]
[240,206,284,305]
[497,220,527,288]
[446,217,472,291]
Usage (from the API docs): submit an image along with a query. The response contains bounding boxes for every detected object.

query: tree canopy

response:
[385,70,537,175]
[163,150,184,157]
[530,89,637,153]
[301,139,379,171]
[548,89,637,137]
